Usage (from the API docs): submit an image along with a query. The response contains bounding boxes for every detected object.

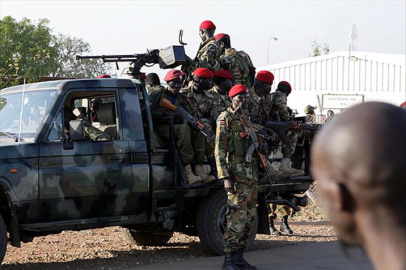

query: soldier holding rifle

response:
[148,69,203,184]
[216,84,264,270]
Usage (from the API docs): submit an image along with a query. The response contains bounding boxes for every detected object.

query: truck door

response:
[38,89,135,221]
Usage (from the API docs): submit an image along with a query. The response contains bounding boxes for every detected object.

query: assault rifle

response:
[159,98,213,140]
[235,107,274,187]
[265,121,321,131]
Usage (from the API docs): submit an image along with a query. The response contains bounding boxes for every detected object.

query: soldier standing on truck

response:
[178,67,217,183]
[216,84,259,270]
[182,20,221,74]
[248,71,283,180]
[215,33,256,88]
[148,69,202,184]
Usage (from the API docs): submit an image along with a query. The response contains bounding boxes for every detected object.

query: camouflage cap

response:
[304,105,316,113]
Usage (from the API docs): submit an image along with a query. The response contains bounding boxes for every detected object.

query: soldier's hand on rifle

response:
[196,121,205,130]
[223,178,235,194]
[257,143,269,155]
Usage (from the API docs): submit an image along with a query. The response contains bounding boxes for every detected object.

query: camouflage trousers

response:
[224,161,258,253]
[155,124,205,165]
[282,130,299,158]
[199,118,215,159]
[268,204,291,218]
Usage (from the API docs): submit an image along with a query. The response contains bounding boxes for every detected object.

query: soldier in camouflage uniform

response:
[215,33,256,88]
[206,69,234,177]
[304,105,317,124]
[182,20,221,74]
[145,73,165,94]
[248,71,283,179]
[178,68,217,183]
[216,84,259,270]
[72,107,110,141]
[269,81,304,178]
[268,81,304,236]
[148,69,202,184]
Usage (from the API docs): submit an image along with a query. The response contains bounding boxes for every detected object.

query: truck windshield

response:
[0,89,58,141]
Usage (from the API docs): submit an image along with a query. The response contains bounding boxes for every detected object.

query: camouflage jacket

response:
[207,86,231,121]
[82,120,110,141]
[220,48,255,88]
[191,37,221,73]
[215,108,252,180]
[269,91,290,121]
[305,113,317,124]
[148,87,183,124]
[178,84,217,120]
[248,87,272,125]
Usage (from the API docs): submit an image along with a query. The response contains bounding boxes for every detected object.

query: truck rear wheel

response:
[196,189,257,255]
[124,229,173,246]
[0,214,7,265]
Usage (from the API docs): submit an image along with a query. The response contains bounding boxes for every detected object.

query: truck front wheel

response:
[124,229,173,246]
[196,189,258,255]
[0,214,7,265]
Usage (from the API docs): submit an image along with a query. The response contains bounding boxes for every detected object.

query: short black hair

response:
[145,73,161,86]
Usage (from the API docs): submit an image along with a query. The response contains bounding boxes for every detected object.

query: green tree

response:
[0,16,115,88]
[0,16,58,81]
[51,33,114,78]
[309,39,329,57]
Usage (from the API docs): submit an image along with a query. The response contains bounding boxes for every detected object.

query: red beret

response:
[97,74,111,78]
[164,69,182,82]
[139,73,147,80]
[256,70,274,85]
[214,70,234,80]
[229,84,248,98]
[214,33,229,41]
[193,68,214,79]
[199,20,216,30]
[278,81,292,93]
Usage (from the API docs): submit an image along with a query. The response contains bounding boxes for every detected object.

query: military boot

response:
[234,249,257,270]
[184,164,202,184]
[222,253,240,270]
[194,165,216,184]
[280,215,294,235]
[279,158,305,177]
[269,216,282,236]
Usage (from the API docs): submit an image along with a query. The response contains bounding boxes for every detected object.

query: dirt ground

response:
[2,202,335,270]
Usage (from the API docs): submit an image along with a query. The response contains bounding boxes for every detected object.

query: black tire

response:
[0,214,7,265]
[196,189,257,256]
[124,229,173,246]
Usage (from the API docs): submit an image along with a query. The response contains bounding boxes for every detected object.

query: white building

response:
[260,51,406,117]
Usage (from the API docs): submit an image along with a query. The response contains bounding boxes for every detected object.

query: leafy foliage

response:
[310,39,329,57]
[0,16,114,88]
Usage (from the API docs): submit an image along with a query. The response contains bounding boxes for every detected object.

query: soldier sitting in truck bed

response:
[148,69,203,184]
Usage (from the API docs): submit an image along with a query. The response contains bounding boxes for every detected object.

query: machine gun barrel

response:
[265,121,320,131]
[75,54,149,63]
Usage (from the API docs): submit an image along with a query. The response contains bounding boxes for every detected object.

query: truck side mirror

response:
[69,120,86,141]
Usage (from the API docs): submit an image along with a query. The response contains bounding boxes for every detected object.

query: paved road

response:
[132,241,373,270]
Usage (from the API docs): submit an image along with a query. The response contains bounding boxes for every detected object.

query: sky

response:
[0,0,405,80]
